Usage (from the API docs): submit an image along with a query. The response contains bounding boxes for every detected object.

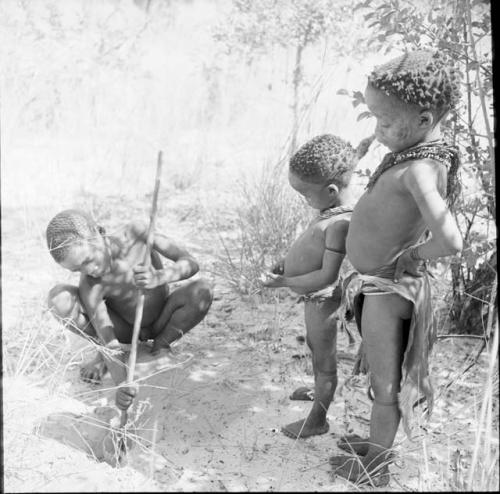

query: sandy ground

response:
[2,193,498,492]
[4,292,495,492]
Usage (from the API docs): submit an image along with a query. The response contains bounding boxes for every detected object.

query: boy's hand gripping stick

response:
[102,152,163,468]
[120,151,163,428]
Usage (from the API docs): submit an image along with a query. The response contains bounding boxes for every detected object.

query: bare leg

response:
[331,293,412,485]
[48,285,107,383]
[48,284,130,385]
[48,285,98,340]
[282,298,338,439]
[150,279,213,354]
[337,318,410,457]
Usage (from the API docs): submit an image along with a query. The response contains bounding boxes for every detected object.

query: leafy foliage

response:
[213,0,352,61]
[214,161,310,297]
[213,0,361,152]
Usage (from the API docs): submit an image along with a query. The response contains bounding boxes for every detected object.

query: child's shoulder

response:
[78,271,104,294]
[109,221,149,253]
[323,213,350,236]
[322,214,349,251]
[401,157,447,194]
[398,141,456,180]
[123,220,148,240]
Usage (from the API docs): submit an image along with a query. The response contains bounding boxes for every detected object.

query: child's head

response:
[365,50,461,152]
[46,209,110,277]
[288,134,358,210]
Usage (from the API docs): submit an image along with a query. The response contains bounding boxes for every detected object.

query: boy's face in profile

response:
[365,84,424,153]
[288,170,335,210]
[58,235,111,278]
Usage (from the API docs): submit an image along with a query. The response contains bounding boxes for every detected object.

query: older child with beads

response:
[262,134,370,439]
[330,51,463,486]
[46,209,213,410]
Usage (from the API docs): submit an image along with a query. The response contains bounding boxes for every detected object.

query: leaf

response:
[336,88,349,95]
[354,0,371,12]
[352,90,366,108]
[352,90,365,102]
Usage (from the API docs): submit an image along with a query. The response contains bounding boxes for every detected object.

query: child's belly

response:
[347,192,425,273]
[284,230,325,278]
[105,284,169,327]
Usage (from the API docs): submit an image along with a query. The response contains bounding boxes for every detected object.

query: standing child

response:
[330,50,462,486]
[46,209,213,410]
[262,134,367,439]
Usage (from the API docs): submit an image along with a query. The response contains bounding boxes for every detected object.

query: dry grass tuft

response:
[213,159,310,298]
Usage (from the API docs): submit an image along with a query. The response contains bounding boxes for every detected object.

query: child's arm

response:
[79,278,120,348]
[394,160,462,281]
[263,220,348,294]
[131,222,199,289]
[79,279,127,386]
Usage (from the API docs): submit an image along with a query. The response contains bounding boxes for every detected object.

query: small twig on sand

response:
[436,334,486,340]
[299,460,330,473]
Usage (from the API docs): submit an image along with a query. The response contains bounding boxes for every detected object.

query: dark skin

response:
[332,84,462,485]
[262,170,351,439]
[49,219,212,411]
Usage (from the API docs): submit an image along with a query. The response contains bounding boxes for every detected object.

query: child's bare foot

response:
[151,338,171,355]
[330,454,390,487]
[337,434,370,456]
[281,417,329,439]
[80,358,107,384]
[337,435,396,460]
[289,386,314,401]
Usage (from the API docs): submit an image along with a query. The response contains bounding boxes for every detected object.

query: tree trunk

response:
[290,43,303,155]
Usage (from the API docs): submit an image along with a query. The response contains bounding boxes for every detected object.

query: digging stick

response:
[120,150,163,428]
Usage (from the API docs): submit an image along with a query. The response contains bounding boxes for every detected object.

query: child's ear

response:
[419,110,434,129]
[327,183,339,196]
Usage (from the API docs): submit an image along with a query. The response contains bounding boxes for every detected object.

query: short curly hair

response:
[368,50,461,114]
[289,134,358,187]
[46,209,103,263]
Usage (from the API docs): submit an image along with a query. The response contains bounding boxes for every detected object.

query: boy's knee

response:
[314,353,338,374]
[370,374,400,403]
[191,279,213,312]
[47,284,79,318]
[316,367,338,380]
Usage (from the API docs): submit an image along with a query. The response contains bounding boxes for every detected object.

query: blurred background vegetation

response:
[0,0,495,337]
